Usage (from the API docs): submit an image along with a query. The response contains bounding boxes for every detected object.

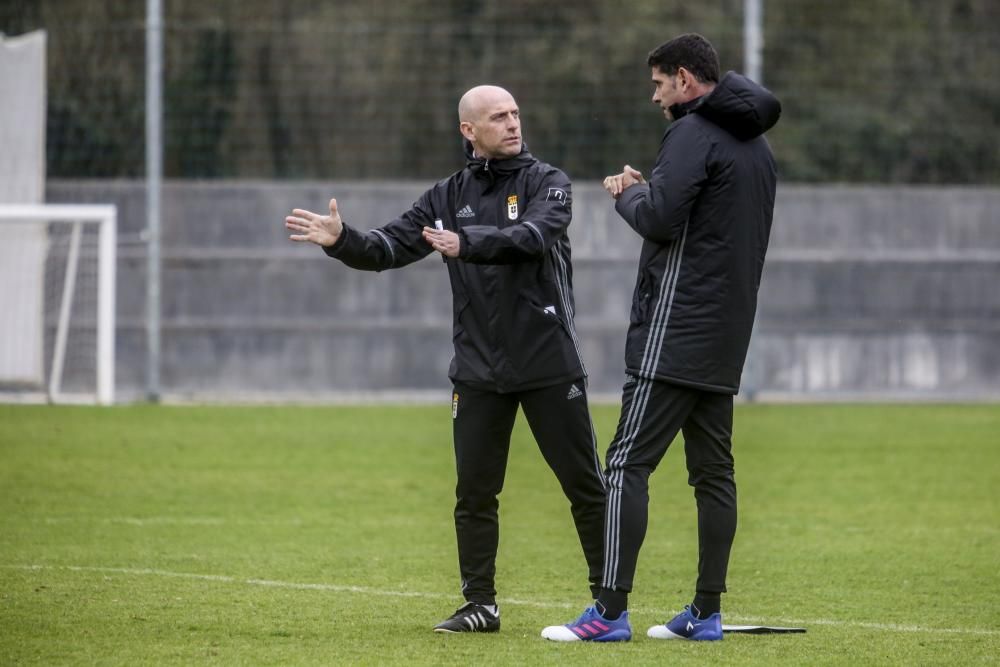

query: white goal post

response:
[0,204,117,405]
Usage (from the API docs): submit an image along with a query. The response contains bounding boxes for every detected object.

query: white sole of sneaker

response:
[541,626,581,641]
[647,625,685,639]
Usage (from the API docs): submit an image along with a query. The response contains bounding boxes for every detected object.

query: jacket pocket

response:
[518,290,572,335]
[631,273,653,325]
[452,294,470,341]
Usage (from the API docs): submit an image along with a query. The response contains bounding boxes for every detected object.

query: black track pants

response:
[451,380,607,604]
[602,376,736,596]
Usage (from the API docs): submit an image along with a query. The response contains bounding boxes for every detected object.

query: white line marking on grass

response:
[5,564,998,637]
[40,517,305,527]
[3,564,567,609]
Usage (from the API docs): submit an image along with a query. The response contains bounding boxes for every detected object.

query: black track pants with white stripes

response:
[452,380,607,605]
[602,376,737,596]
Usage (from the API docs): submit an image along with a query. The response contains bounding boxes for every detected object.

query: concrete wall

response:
[47,180,1000,402]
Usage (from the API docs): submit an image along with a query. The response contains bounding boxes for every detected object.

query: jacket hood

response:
[671,71,781,140]
[464,139,536,177]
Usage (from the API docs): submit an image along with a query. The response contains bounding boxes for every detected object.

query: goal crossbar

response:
[0,204,117,405]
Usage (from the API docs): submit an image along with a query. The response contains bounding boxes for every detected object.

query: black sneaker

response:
[433,602,500,633]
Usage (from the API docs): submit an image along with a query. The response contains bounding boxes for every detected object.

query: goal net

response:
[0,204,117,405]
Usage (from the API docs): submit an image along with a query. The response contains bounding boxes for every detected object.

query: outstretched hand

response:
[602,165,646,199]
[285,198,344,247]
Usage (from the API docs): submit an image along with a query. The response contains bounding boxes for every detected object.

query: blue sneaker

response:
[541,606,632,642]
[647,605,723,641]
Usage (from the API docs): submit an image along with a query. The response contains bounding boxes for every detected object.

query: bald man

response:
[286,86,606,634]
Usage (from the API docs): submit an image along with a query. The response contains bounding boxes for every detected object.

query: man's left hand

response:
[422,227,461,258]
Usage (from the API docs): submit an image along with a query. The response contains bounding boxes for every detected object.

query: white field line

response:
[39,517,305,526]
[4,564,998,637]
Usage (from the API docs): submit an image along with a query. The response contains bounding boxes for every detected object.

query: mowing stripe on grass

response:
[5,564,998,637]
[39,516,305,526]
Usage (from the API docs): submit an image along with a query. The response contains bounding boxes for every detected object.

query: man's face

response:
[463,96,522,159]
[651,66,682,120]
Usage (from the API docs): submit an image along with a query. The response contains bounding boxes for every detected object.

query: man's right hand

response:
[285,198,344,247]
[602,165,646,199]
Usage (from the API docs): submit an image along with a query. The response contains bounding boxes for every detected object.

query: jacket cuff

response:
[322,223,351,257]
[615,183,647,217]
[457,228,471,260]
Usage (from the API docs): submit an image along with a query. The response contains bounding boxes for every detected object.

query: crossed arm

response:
[602,125,709,244]
[602,164,646,198]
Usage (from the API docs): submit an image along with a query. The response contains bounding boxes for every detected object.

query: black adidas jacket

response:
[615,71,781,394]
[324,142,586,393]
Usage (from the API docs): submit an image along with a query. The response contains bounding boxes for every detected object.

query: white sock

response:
[484,604,499,617]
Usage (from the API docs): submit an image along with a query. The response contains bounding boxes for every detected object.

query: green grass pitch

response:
[1,402,998,665]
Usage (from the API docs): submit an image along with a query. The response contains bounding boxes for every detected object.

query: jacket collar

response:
[668,71,781,140]
[464,140,535,179]
[667,96,704,121]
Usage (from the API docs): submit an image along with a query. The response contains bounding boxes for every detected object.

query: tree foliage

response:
[2,0,997,182]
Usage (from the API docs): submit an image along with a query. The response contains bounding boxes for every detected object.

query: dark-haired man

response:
[286,85,606,635]
[542,33,781,642]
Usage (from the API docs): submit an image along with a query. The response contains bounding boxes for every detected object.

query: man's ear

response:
[676,66,692,92]
[459,121,476,142]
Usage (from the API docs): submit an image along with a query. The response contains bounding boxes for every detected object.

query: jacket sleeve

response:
[323,189,436,271]
[458,169,572,264]
[615,122,710,244]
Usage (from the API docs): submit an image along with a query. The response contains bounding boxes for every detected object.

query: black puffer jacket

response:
[325,142,586,393]
[614,71,781,393]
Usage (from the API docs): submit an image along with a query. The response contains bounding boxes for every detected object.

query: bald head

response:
[458,85,516,123]
[458,85,523,160]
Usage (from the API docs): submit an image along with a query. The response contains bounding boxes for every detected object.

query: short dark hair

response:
[647,33,720,84]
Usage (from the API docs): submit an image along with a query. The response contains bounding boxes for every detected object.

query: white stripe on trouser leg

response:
[602,226,687,590]
[602,377,654,588]
[604,262,675,587]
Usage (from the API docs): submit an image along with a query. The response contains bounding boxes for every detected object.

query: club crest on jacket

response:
[507,195,518,220]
